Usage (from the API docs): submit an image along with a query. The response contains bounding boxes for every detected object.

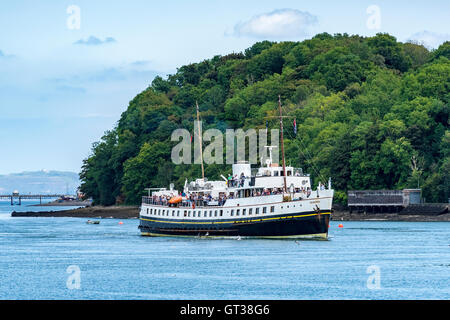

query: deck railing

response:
[142,196,225,208]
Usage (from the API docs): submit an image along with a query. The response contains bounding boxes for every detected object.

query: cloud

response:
[0,50,15,59]
[46,63,159,91]
[78,113,117,119]
[130,60,152,67]
[232,9,318,39]
[408,31,450,49]
[55,85,87,94]
[74,36,117,46]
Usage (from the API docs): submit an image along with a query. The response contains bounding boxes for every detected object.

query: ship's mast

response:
[196,101,205,180]
[278,95,287,193]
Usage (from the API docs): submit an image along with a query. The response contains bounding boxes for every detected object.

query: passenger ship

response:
[138,98,334,239]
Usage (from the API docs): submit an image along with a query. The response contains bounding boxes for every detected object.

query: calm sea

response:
[0,201,449,300]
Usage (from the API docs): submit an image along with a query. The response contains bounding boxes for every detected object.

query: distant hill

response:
[0,171,80,195]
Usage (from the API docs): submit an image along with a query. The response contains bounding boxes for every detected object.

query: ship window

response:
[220,210,223,217]
[172,210,175,216]
[271,206,275,213]
[256,208,259,215]
[209,211,212,217]
[243,209,246,216]
[263,207,267,214]
[249,208,252,215]
[177,211,180,217]
[214,210,218,217]
[236,209,240,216]
[204,211,207,217]
[188,211,191,217]
[158,209,161,215]
[231,210,234,216]
[274,171,279,176]
[184,210,187,217]
[146,208,149,214]
[193,211,196,217]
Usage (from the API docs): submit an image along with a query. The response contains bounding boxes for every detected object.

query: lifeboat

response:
[169,196,182,204]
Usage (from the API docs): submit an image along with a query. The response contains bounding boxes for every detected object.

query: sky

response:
[0,0,448,175]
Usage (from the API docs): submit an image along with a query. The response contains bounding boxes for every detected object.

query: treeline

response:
[80,33,449,205]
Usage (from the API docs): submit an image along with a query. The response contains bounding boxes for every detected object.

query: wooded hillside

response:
[80,33,450,205]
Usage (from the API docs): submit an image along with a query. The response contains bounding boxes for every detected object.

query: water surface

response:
[0,201,449,300]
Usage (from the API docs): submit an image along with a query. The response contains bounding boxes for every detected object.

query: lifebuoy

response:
[169,196,182,204]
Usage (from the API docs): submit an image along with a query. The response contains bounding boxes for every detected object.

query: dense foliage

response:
[80,33,449,205]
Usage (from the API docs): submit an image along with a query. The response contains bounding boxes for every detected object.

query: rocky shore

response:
[331,210,450,222]
[11,205,140,219]
[30,200,93,207]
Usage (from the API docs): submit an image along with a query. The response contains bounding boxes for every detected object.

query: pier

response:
[0,194,68,205]
[347,189,422,214]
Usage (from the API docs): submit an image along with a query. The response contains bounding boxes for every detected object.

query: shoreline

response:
[29,200,93,207]
[10,206,450,221]
[331,210,450,222]
[11,205,140,219]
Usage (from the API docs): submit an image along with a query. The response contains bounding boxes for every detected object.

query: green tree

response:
[368,33,412,72]
[122,142,171,204]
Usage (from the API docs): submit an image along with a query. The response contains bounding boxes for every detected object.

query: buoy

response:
[119,222,124,225]
[338,224,344,228]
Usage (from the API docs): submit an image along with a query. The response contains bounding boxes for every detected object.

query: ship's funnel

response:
[232,162,251,178]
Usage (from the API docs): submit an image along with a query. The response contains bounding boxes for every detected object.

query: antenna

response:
[263,145,278,168]
[278,95,287,193]
[196,101,205,180]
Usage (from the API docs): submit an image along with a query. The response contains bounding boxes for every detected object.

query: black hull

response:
[139,211,330,239]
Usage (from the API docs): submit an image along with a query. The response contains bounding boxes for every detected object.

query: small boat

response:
[86,220,100,224]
